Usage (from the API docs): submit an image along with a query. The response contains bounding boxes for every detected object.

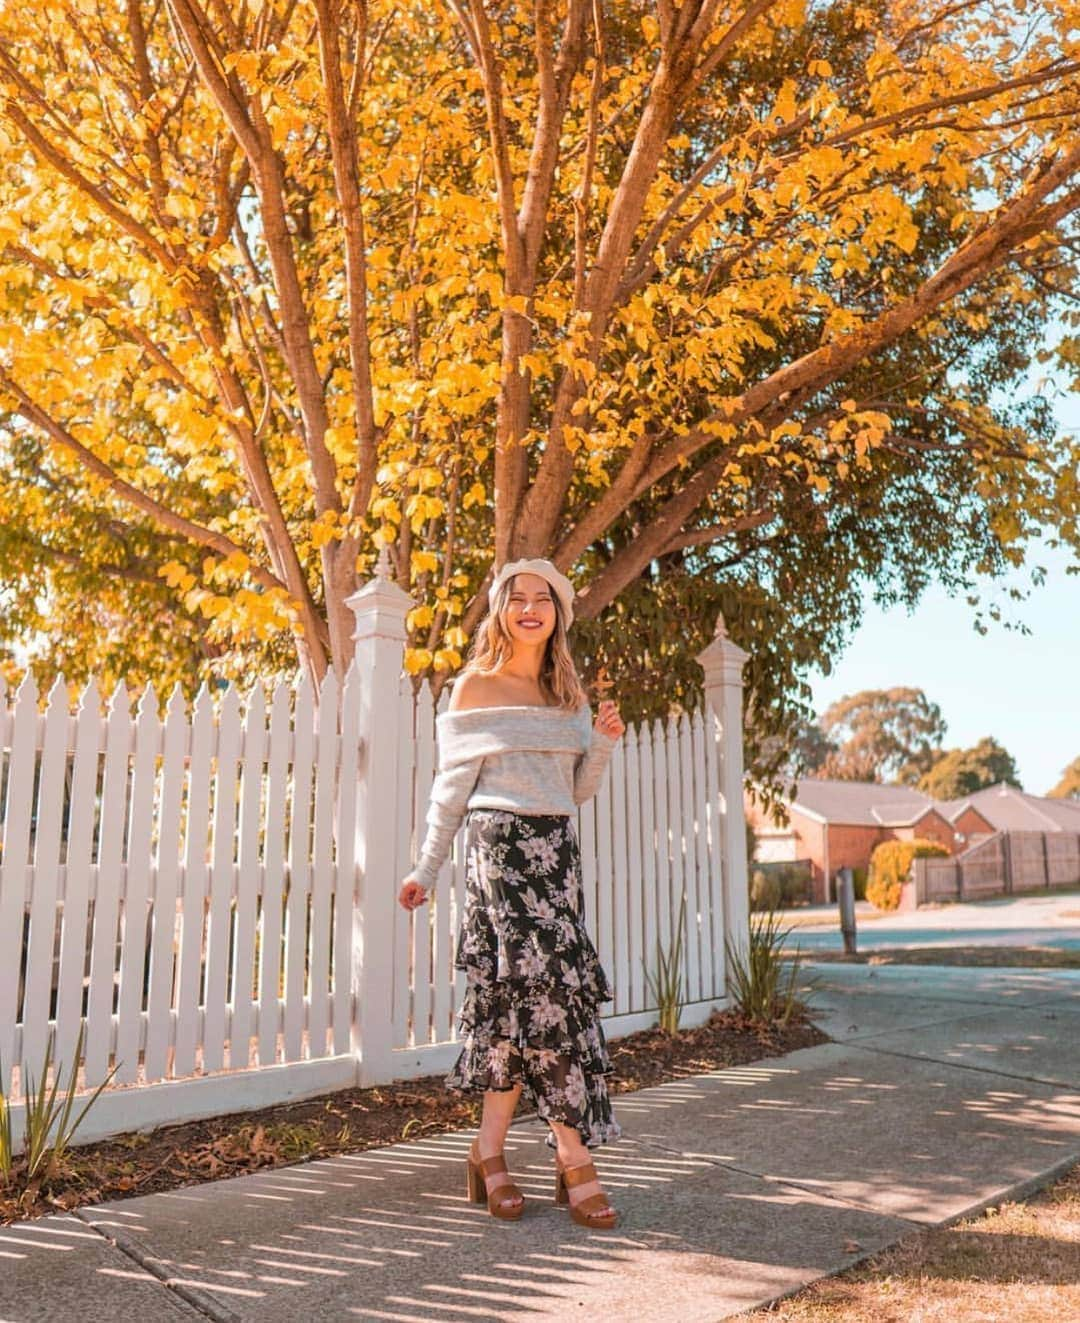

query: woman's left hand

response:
[595,699,625,741]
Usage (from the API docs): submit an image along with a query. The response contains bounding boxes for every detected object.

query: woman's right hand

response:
[398,875,429,911]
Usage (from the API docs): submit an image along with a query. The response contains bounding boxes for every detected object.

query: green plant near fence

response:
[0,1025,118,1192]
[725,907,809,1028]
[643,891,688,1035]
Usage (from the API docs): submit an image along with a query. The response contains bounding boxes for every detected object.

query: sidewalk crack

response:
[74,1210,239,1323]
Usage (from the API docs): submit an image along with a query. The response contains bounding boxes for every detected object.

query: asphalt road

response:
[785,889,1080,953]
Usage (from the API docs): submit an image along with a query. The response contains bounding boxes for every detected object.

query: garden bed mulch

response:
[1,1006,825,1227]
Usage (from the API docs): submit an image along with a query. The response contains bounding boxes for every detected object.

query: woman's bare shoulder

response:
[447,670,497,712]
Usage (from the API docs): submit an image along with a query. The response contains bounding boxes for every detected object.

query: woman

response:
[398,557,625,1229]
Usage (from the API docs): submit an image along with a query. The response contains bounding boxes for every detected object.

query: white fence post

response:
[346,547,414,1086]
[696,612,750,980]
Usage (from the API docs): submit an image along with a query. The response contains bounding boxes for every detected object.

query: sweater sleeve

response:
[410,756,483,890]
[573,726,618,805]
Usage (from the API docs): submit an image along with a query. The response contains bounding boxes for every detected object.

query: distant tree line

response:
[784,685,1077,800]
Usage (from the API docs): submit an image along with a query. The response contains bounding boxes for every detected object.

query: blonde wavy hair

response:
[459,573,590,711]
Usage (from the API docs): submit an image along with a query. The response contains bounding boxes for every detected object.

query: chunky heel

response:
[554,1167,569,1205]
[466,1139,525,1221]
[466,1158,487,1204]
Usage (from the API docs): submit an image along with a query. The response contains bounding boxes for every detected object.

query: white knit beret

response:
[488,558,576,626]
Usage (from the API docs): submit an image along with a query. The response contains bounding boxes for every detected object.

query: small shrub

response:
[867,838,950,910]
[750,869,782,911]
[852,866,868,901]
[0,1025,118,1193]
[643,892,687,1034]
[725,908,811,1027]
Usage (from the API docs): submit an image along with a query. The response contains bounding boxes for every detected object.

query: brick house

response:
[747,778,1080,904]
[747,780,962,903]
[942,782,1080,844]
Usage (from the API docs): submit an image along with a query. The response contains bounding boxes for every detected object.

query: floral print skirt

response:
[445,808,621,1148]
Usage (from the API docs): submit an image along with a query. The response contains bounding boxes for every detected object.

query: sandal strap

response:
[574,1191,614,1218]
[470,1141,510,1180]
[480,1154,509,1178]
[561,1160,598,1189]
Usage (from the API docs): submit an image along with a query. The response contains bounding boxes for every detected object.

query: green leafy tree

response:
[817,688,947,783]
[918,736,1021,799]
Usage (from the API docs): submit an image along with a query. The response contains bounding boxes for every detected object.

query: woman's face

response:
[503,572,557,648]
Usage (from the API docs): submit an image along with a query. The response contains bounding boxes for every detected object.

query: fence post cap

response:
[346,548,415,643]
[695,610,749,680]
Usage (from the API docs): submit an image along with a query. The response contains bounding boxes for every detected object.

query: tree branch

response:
[0,369,289,596]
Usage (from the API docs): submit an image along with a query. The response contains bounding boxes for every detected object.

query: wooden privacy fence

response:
[0,556,750,1148]
[910,830,1080,905]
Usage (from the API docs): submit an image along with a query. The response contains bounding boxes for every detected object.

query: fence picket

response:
[651,719,671,976]
[691,708,714,999]
[283,674,314,1062]
[663,714,683,1000]
[435,685,468,1035]
[624,724,645,1011]
[54,681,102,1075]
[0,676,37,1091]
[173,685,213,1079]
[202,685,241,1074]
[593,738,615,1012]
[85,684,133,1085]
[678,712,702,1004]
[637,721,658,1010]
[415,681,438,1045]
[231,682,265,1071]
[610,738,630,1014]
[258,680,291,1067]
[113,686,160,1084]
[144,686,187,1082]
[702,705,726,997]
[392,672,413,1050]
[578,792,597,949]
[334,664,361,1057]
[21,677,70,1076]
[308,670,338,1060]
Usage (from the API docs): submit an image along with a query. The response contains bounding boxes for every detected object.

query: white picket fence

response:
[0,560,750,1147]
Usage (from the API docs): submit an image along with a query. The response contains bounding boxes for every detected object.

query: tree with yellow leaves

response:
[1,1,1077,752]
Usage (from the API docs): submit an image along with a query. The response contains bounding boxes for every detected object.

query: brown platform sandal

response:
[466,1139,525,1220]
[554,1158,618,1229]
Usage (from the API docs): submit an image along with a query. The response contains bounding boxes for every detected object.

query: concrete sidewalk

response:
[4,964,1080,1323]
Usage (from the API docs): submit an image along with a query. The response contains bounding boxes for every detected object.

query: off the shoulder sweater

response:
[409,703,618,890]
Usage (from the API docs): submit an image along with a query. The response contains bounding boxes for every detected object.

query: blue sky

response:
[807,387,1079,796]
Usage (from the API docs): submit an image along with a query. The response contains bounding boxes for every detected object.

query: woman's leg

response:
[547,1118,613,1217]
[476,1085,524,1211]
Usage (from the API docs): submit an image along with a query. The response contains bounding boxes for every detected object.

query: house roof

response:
[759,778,1080,833]
[941,783,1080,833]
[786,779,942,827]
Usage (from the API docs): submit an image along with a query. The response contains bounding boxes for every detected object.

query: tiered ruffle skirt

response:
[445,808,621,1148]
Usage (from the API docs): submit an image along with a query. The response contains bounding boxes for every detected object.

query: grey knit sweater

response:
[409,703,618,890]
